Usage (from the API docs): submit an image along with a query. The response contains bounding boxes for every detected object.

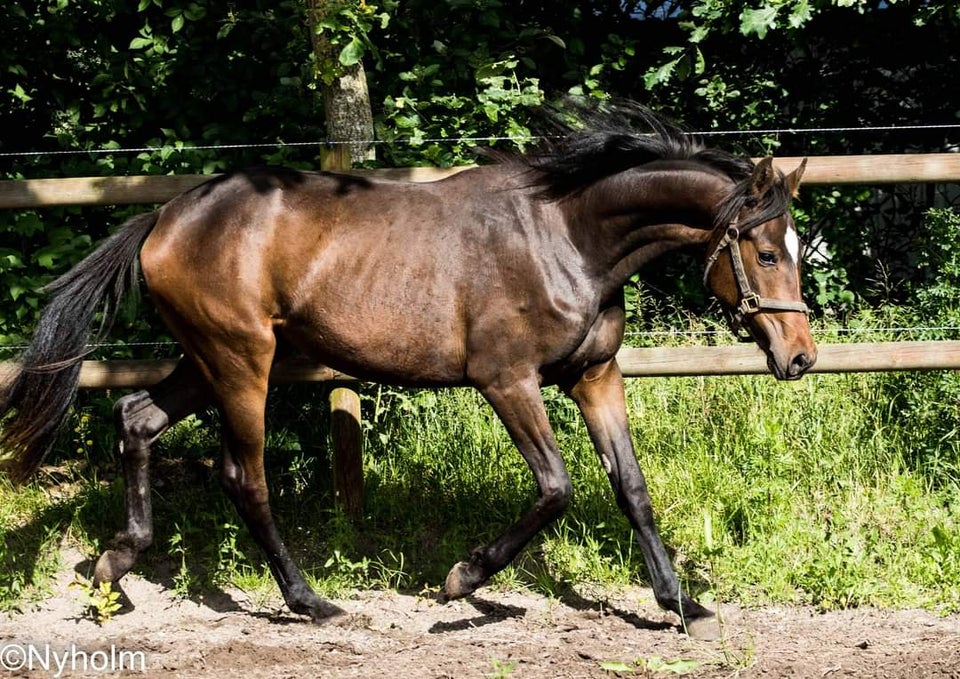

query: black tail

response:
[0,212,159,483]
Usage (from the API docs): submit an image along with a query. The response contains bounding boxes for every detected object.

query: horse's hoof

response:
[302,600,347,624]
[439,560,482,603]
[93,549,135,585]
[683,615,721,641]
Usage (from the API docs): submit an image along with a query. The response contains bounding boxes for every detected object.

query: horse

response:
[0,102,815,637]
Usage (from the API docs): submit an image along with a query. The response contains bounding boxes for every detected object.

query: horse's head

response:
[704,157,817,380]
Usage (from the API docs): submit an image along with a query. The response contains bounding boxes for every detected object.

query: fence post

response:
[329,386,364,515]
[320,143,364,516]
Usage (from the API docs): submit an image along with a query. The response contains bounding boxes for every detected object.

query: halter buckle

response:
[738,292,762,315]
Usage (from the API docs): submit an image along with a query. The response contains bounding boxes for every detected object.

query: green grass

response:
[2,336,959,616]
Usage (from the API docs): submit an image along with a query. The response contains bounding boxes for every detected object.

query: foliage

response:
[599,656,701,675]
[873,208,960,486]
[1,0,960,625]
[369,0,563,166]
[2,324,959,615]
[0,481,63,611]
[69,574,122,625]
[643,1,959,94]
[912,208,960,316]
[307,0,396,85]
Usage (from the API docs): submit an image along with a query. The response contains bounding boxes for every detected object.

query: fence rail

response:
[2,342,959,390]
[3,153,959,512]
[2,153,960,209]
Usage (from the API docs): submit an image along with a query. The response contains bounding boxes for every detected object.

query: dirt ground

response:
[0,547,957,678]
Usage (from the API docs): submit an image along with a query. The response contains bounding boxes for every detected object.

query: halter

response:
[702,219,810,339]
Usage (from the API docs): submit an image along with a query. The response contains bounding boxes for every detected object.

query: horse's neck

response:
[572,166,732,296]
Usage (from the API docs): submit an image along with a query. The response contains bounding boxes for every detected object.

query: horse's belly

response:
[279,314,468,386]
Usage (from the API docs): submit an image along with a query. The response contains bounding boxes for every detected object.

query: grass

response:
[1,326,959,617]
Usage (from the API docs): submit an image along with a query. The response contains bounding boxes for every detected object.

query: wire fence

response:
[1,122,959,160]
[3,325,960,358]
[2,122,958,359]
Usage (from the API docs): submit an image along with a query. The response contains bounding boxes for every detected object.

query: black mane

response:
[499,99,793,232]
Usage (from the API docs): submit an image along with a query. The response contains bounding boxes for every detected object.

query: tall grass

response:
[11,362,957,615]
[1,322,959,615]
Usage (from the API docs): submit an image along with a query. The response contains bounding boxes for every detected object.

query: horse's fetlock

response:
[114,529,152,552]
[542,480,573,514]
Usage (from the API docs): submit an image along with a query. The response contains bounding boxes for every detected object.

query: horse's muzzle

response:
[769,350,816,381]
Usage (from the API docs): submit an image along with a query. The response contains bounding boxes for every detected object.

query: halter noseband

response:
[702,219,810,339]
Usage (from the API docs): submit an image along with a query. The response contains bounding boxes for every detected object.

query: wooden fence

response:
[1,153,959,511]
[3,341,960,390]
[2,153,960,208]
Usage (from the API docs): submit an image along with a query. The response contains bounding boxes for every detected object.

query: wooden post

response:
[319,145,365,516]
[329,386,364,516]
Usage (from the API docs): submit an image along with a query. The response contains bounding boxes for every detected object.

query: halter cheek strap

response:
[702,222,810,338]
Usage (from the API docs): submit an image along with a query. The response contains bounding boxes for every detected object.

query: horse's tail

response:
[0,211,160,483]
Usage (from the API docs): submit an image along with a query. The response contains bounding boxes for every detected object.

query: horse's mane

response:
[498,100,791,231]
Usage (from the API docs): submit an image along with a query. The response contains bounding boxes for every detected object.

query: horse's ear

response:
[750,156,776,198]
[785,157,807,198]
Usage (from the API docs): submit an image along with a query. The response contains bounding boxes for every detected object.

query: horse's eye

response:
[758,251,777,266]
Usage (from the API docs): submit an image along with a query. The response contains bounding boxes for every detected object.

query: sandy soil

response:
[0,547,957,678]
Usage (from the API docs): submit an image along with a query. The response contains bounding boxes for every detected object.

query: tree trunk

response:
[303,1,372,517]
[304,0,376,165]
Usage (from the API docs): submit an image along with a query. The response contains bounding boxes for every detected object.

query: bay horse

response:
[0,102,814,637]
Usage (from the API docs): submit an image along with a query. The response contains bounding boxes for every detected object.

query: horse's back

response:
[138,164,601,387]
[138,165,547,385]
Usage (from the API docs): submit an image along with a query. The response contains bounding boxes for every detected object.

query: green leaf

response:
[545,34,566,49]
[129,36,153,50]
[338,37,364,66]
[644,657,702,674]
[9,83,32,104]
[8,284,25,302]
[643,55,680,89]
[789,0,813,28]
[688,23,711,43]
[184,3,206,21]
[599,660,634,674]
[740,6,779,38]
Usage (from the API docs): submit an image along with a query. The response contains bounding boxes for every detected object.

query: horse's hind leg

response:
[563,359,717,639]
[442,374,573,601]
[94,359,211,586]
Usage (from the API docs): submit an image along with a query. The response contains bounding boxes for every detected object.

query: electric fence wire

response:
[1,122,959,159]
[3,326,960,357]
[1,121,957,353]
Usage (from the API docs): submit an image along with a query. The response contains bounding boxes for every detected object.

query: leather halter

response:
[702,220,809,339]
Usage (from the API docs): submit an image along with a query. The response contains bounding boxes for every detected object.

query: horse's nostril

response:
[790,352,813,375]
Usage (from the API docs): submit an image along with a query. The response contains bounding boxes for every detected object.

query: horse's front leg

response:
[563,358,718,639]
[441,374,573,601]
